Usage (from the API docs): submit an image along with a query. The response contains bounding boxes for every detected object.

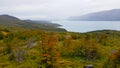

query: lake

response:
[53,21,120,33]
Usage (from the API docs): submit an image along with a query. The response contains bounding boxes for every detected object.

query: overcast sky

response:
[0,0,120,20]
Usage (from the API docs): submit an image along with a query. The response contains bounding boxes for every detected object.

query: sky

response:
[0,0,120,20]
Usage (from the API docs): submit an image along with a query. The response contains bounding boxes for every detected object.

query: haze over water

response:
[53,21,120,33]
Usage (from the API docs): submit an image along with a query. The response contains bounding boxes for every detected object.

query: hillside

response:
[0,27,119,68]
[69,9,120,21]
[0,15,66,32]
[0,15,119,68]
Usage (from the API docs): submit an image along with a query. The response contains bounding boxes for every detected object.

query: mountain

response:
[23,20,61,27]
[0,14,66,32]
[69,9,120,21]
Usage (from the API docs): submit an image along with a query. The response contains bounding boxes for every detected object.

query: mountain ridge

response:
[69,9,120,21]
[0,14,66,32]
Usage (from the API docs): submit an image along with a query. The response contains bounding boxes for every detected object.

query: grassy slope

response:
[0,27,119,68]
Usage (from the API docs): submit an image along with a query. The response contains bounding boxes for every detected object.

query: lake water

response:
[53,21,120,33]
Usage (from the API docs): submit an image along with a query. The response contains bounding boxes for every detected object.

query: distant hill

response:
[0,14,66,32]
[23,20,61,27]
[69,9,120,21]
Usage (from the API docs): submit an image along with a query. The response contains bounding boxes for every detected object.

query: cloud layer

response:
[0,0,120,20]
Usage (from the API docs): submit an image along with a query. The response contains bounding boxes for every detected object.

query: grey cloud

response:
[0,0,120,20]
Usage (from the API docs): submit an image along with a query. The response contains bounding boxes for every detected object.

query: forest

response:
[0,26,120,68]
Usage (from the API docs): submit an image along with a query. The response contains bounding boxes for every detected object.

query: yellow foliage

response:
[1,31,8,36]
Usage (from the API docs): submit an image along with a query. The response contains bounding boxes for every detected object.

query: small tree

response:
[40,32,61,68]
[103,48,120,68]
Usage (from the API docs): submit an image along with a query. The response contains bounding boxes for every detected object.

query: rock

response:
[84,65,94,68]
